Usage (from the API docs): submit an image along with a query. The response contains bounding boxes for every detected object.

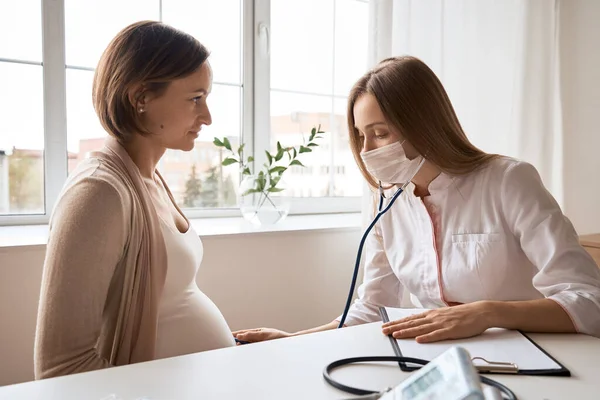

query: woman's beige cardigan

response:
[34,137,168,379]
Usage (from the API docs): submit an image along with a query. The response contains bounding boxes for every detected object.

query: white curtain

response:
[367,0,563,203]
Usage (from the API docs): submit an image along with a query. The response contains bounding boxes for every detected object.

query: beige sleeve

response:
[34,176,127,379]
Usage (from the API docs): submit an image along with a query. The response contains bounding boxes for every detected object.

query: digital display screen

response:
[401,365,443,399]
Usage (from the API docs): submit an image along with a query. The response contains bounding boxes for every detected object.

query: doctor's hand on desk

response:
[382,302,492,344]
[233,328,292,344]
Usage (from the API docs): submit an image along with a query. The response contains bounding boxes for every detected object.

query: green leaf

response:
[242,167,251,175]
[269,166,287,174]
[277,141,283,152]
[289,159,305,167]
[265,151,273,166]
[275,148,284,162]
[307,142,319,147]
[237,143,245,156]
[309,127,317,141]
[222,157,238,166]
[213,138,224,147]
[242,188,260,196]
[299,146,312,153]
[223,137,232,151]
[247,156,255,163]
[270,175,281,187]
[267,187,285,193]
[293,147,297,158]
[256,171,266,191]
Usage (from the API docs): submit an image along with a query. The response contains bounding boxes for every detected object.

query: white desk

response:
[1,323,599,399]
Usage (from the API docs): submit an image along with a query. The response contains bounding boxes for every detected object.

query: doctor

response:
[234,56,600,344]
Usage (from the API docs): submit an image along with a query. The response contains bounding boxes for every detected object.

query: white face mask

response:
[361,140,425,185]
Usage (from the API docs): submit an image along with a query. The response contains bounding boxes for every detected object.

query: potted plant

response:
[213,125,324,225]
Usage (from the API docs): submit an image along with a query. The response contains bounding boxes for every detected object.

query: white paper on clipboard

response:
[383,307,562,371]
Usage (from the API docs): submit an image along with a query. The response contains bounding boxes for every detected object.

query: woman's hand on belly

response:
[381,302,494,343]
[233,327,291,343]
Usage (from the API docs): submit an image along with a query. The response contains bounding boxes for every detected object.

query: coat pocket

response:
[447,233,506,299]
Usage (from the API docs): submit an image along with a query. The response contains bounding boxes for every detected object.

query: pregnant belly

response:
[155,289,235,359]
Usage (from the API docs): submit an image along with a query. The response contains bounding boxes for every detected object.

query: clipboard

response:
[379,307,571,377]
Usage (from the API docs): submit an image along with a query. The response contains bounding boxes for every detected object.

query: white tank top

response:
[155,219,235,359]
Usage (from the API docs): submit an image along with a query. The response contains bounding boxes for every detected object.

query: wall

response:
[559,0,600,235]
[0,245,46,387]
[0,227,362,386]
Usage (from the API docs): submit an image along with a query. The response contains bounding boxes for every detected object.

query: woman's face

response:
[354,93,398,153]
[353,93,418,158]
[138,61,213,151]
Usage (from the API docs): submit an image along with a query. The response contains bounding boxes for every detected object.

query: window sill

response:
[0,213,362,252]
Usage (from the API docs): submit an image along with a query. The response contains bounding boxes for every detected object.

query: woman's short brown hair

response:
[348,56,498,189]
[92,20,210,142]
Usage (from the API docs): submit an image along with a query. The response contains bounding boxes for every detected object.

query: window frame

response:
[0,0,361,226]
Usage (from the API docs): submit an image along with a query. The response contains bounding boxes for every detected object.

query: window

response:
[269,0,367,200]
[1,0,368,225]
[0,1,44,216]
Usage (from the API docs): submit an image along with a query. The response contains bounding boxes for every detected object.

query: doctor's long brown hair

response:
[348,56,499,190]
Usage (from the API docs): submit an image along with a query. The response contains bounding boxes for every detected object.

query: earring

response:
[138,108,145,113]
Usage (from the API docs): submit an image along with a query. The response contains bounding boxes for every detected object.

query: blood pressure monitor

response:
[379,347,502,400]
[323,345,515,399]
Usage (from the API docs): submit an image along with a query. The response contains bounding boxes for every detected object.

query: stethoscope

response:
[325,158,518,399]
[337,157,426,329]
[335,181,407,329]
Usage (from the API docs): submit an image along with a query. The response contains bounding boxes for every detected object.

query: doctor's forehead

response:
[354,94,387,130]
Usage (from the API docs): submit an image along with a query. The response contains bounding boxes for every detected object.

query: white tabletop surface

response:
[1,322,599,400]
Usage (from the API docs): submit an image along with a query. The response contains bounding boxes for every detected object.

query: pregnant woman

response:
[34,20,234,379]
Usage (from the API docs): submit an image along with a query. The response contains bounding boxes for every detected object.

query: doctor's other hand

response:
[381,302,493,343]
[233,328,292,344]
